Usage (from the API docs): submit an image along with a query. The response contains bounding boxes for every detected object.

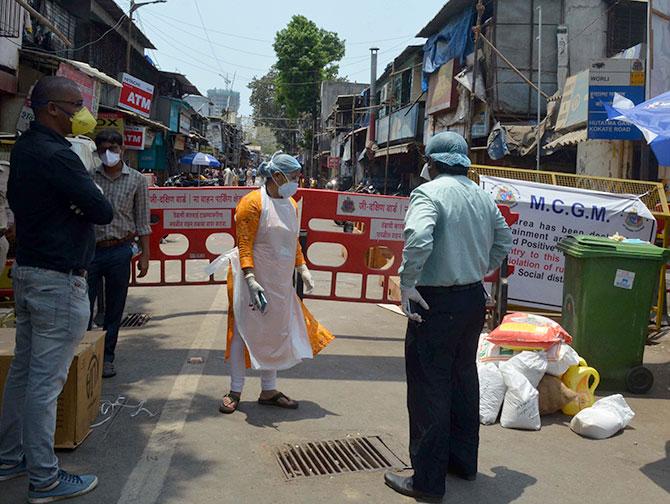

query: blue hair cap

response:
[258,151,302,177]
[425,131,471,167]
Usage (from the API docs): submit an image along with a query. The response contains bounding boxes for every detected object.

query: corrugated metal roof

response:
[416,0,473,38]
[544,129,588,151]
[20,49,122,87]
[374,142,416,158]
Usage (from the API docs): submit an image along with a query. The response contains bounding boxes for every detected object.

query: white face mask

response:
[278,181,299,199]
[420,162,432,181]
[274,171,300,199]
[100,149,121,167]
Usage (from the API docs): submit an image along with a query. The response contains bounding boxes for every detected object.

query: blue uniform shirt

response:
[399,174,513,289]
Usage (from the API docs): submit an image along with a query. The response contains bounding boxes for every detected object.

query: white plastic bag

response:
[500,368,541,431]
[499,351,548,388]
[478,363,506,425]
[570,394,635,439]
[545,345,580,377]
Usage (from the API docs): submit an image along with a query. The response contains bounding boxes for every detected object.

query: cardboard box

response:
[0,330,104,449]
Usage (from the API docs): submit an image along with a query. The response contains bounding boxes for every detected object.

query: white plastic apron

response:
[229,186,312,370]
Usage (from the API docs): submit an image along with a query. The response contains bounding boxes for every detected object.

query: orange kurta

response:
[226,189,334,367]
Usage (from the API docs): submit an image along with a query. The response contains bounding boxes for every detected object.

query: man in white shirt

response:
[222,166,234,186]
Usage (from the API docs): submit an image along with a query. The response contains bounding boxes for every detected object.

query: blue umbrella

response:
[179,152,222,168]
[607,91,670,165]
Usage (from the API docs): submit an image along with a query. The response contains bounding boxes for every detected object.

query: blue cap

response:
[258,151,302,177]
[425,131,471,167]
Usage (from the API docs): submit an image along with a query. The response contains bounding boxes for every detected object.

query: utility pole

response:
[126,0,167,74]
[536,5,542,171]
[368,48,379,145]
[467,0,485,146]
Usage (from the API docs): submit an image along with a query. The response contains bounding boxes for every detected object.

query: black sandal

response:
[219,392,241,414]
[258,392,299,409]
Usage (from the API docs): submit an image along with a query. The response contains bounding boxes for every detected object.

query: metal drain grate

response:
[120,313,151,328]
[275,436,406,480]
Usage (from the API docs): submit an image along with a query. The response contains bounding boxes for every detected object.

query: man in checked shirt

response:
[89,129,151,378]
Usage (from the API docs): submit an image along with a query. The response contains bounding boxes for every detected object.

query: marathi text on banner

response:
[480,176,656,310]
[149,188,253,209]
[370,219,405,241]
[163,209,232,230]
[336,193,409,220]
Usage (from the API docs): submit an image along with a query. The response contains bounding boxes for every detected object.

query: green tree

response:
[248,67,295,149]
[273,15,345,118]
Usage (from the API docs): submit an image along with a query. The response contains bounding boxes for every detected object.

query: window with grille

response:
[607,0,647,57]
[0,0,22,38]
[42,0,76,53]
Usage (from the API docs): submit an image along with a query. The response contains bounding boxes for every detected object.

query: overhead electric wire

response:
[145,13,399,66]
[149,9,415,46]
[192,0,228,77]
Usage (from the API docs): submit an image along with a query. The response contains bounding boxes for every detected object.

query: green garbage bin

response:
[557,235,669,394]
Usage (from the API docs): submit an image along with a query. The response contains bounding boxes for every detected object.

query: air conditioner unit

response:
[380,83,389,104]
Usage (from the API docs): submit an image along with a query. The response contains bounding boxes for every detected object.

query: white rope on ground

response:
[91,396,157,429]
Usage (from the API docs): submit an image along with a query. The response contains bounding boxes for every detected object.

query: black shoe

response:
[447,466,477,481]
[102,362,116,378]
[383,471,443,502]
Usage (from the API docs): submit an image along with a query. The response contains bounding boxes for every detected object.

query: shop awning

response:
[544,128,588,152]
[20,49,121,87]
[99,105,169,131]
[374,142,415,158]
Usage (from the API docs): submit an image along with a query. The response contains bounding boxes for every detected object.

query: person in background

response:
[218,153,334,414]
[88,129,151,378]
[222,165,234,186]
[245,165,254,187]
[0,75,112,503]
[384,132,513,501]
[0,161,10,272]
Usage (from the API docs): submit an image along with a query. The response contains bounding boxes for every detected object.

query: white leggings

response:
[229,330,277,393]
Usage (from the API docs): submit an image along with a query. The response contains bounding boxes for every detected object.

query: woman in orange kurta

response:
[220,153,334,414]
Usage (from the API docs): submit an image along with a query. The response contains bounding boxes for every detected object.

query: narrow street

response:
[3,282,668,504]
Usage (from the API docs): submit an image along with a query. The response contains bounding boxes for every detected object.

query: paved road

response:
[3,283,669,503]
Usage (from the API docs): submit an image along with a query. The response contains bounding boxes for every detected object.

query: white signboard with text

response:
[480,176,656,310]
[164,209,232,229]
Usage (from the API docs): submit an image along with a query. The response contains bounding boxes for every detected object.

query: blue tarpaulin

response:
[422,7,475,91]
[607,91,670,165]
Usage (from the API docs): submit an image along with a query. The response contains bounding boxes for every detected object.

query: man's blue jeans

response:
[0,265,90,487]
[87,243,132,363]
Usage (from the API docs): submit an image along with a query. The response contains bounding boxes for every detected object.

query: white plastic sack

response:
[570,394,635,439]
[545,345,580,377]
[499,351,548,388]
[500,368,541,431]
[478,363,506,425]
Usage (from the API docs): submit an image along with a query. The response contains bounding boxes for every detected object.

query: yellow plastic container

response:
[561,358,600,416]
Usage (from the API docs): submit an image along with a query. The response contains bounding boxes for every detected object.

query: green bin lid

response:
[557,235,670,260]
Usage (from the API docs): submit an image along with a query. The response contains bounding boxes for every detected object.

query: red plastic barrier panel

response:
[134,187,253,286]
[135,187,518,305]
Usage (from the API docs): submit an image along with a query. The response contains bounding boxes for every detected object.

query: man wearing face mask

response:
[88,129,151,379]
[218,153,334,414]
[0,76,112,503]
[384,132,512,501]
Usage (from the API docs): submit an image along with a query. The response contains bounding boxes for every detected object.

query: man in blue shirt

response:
[384,132,512,501]
[0,76,113,503]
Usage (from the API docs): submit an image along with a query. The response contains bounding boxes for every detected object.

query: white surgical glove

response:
[296,264,315,294]
[401,287,430,323]
[245,272,265,311]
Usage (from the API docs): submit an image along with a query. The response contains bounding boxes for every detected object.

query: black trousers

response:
[87,243,133,363]
[405,284,486,495]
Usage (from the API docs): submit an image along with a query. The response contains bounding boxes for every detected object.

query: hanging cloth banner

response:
[479,176,656,310]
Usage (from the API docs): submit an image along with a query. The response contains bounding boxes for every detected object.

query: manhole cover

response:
[120,313,151,328]
[275,435,406,480]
